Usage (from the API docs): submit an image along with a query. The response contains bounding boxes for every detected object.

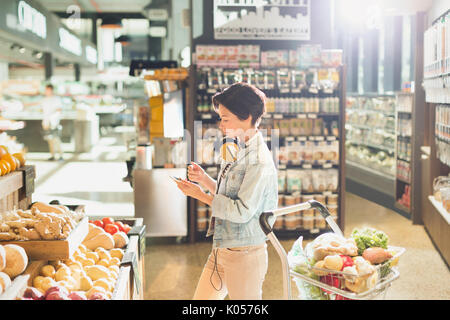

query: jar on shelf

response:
[278,194,285,207]
[327,204,338,216]
[273,216,284,230]
[313,194,326,204]
[327,194,338,205]
[303,217,314,230]
[197,218,208,231]
[315,216,327,229]
[197,207,208,219]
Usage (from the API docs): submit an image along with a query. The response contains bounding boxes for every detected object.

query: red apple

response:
[45,291,69,300]
[88,292,107,300]
[68,291,88,300]
[45,285,69,299]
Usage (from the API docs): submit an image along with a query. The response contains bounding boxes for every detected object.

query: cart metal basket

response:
[260,200,404,300]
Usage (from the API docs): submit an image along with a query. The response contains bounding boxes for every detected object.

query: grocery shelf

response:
[428,196,450,225]
[347,141,395,154]
[346,160,395,196]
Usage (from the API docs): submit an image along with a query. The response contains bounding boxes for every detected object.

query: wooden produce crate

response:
[0,165,35,212]
[89,216,146,300]
[0,216,89,260]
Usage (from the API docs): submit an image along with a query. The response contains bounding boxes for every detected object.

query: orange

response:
[13,156,21,169]
[0,161,7,176]
[1,154,16,171]
[0,160,11,175]
[12,153,26,167]
[0,146,8,158]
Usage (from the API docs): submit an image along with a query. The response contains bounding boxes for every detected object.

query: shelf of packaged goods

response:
[278,163,339,170]
[346,109,396,118]
[346,123,396,135]
[397,110,412,114]
[346,160,395,181]
[264,113,340,119]
[347,141,395,154]
[397,134,412,139]
[346,160,395,198]
[428,196,450,225]
[394,201,411,214]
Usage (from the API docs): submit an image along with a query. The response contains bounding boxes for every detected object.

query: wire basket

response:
[291,246,405,300]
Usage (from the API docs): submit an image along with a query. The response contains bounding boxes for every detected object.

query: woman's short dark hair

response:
[212,82,266,125]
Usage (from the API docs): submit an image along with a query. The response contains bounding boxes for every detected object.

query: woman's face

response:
[216,104,253,138]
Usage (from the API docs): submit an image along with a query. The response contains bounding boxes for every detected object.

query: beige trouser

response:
[193,243,268,300]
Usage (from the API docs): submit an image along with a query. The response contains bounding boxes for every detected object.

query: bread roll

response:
[3,244,28,278]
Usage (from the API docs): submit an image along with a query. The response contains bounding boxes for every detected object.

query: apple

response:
[88,292,107,300]
[23,287,44,300]
[45,291,69,300]
[68,291,88,300]
[45,285,69,299]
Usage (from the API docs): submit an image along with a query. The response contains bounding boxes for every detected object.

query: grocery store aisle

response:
[27,128,135,217]
[145,192,450,300]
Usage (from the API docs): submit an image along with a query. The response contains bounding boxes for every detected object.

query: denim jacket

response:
[207,131,278,248]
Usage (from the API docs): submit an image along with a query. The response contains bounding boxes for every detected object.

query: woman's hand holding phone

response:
[188,162,206,184]
[173,177,213,206]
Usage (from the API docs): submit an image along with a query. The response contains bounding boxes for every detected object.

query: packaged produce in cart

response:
[287,226,404,300]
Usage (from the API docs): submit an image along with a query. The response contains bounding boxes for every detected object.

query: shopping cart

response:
[260,200,405,300]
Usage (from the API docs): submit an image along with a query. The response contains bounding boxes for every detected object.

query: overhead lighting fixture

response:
[33,50,43,59]
[115,35,131,46]
[100,16,122,29]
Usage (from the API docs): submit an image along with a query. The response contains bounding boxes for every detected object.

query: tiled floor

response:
[29,132,450,300]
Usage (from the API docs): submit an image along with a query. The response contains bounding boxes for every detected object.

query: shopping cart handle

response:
[260,200,332,235]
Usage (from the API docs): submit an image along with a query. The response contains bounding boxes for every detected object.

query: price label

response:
[326,136,337,141]
[297,136,307,141]
[309,88,319,94]
[323,163,332,169]
[315,136,325,141]
[263,114,272,119]
[302,164,312,169]
[311,228,320,234]
[308,114,317,119]
[286,136,295,141]
[207,88,217,94]
[274,114,283,119]
[202,114,212,119]
[297,114,306,119]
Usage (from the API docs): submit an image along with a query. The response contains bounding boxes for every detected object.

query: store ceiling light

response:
[115,35,131,46]
[33,51,43,59]
[101,16,122,29]
[18,46,26,54]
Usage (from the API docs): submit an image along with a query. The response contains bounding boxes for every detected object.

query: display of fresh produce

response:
[0,202,85,241]
[26,241,125,300]
[0,144,25,177]
[288,228,402,299]
[89,217,132,235]
[351,227,389,255]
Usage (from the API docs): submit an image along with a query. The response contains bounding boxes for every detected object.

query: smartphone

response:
[170,176,182,182]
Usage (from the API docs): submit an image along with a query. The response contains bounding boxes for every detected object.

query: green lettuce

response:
[351,227,389,255]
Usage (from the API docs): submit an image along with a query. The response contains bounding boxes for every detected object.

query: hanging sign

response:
[17,0,47,39]
[214,0,310,40]
[59,27,82,56]
[85,45,98,64]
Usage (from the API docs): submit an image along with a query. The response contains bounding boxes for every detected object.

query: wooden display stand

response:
[0,170,146,299]
[0,165,35,212]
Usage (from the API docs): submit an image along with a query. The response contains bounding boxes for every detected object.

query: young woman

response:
[174,82,278,300]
